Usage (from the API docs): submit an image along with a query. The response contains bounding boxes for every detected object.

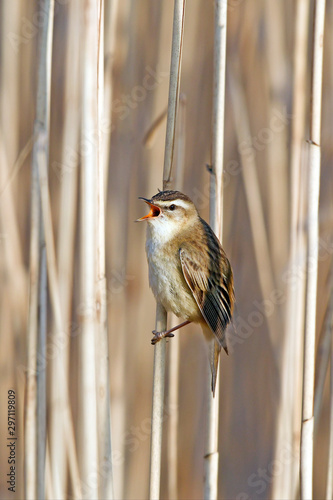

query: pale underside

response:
[145,206,233,394]
[145,217,232,349]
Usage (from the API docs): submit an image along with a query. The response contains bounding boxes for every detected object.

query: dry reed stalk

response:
[102,4,123,496]
[106,3,136,488]
[45,438,54,500]
[321,270,333,499]
[102,0,119,198]
[25,1,54,498]
[0,135,33,196]
[61,420,82,500]
[162,0,186,192]
[79,1,99,497]
[108,258,127,498]
[149,1,186,499]
[204,2,227,499]
[300,0,326,497]
[38,131,81,500]
[37,239,47,500]
[272,1,310,498]
[49,0,81,497]
[0,140,27,489]
[0,9,27,467]
[314,290,333,427]
[0,136,27,325]
[228,61,279,358]
[167,93,186,500]
[265,0,289,273]
[25,134,39,500]
[167,313,180,499]
[37,130,65,494]
[327,317,333,499]
[150,302,168,500]
[0,0,27,289]
[326,24,333,500]
[1,1,20,169]
[96,1,114,498]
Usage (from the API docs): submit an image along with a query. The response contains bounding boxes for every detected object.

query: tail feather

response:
[210,340,222,397]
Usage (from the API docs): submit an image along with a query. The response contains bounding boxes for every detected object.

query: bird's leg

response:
[151,320,191,345]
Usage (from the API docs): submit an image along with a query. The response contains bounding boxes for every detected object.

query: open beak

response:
[136,197,161,222]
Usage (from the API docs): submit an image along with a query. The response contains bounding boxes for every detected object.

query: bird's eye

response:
[169,204,176,211]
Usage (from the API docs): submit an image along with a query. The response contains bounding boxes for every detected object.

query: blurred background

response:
[0,0,332,499]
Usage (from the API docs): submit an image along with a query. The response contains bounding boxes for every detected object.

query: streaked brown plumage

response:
[137,190,234,395]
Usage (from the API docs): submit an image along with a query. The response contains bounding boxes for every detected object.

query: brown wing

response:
[179,221,234,353]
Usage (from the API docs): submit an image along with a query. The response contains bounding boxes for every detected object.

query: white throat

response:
[146,217,180,248]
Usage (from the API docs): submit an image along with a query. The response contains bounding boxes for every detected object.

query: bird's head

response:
[137,190,198,242]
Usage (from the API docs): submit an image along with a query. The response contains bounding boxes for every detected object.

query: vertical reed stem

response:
[205,1,227,498]
[149,1,186,499]
[272,1,309,497]
[79,1,99,497]
[326,276,333,499]
[96,1,114,498]
[162,0,186,191]
[149,303,168,500]
[25,1,54,498]
[300,0,326,497]
[49,1,81,497]
[167,93,186,500]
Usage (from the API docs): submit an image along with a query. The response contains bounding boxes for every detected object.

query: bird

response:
[137,190,234,395]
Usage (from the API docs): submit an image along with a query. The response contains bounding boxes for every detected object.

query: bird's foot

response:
[151,330,175,345]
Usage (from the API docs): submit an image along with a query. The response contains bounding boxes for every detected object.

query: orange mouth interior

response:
[138,202,161,220]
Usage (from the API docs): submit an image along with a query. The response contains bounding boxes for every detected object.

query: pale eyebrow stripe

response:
[158,199,191,210]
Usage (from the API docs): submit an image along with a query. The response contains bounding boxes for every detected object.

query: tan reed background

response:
[0,0,332,499]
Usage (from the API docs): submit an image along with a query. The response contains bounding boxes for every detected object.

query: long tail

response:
[210,340,222,397]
